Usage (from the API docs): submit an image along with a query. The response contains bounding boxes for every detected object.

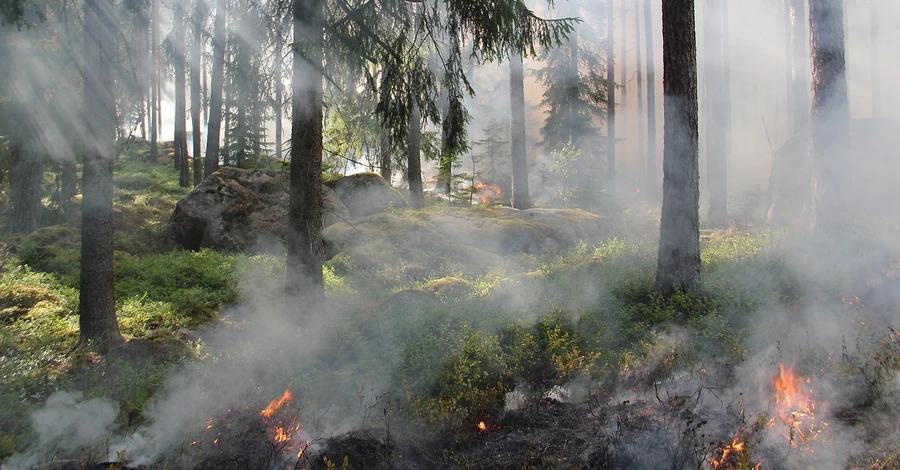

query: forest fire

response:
[473,181,502,203]
[770,363,828,447]
[476,421,487,432]
[261,387,293,419]
[709,437,759,470]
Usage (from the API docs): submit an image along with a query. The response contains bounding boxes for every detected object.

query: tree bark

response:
[606,0,616,189]
[173,3,189,186]
[655,0,700,293]
[80,0,121,348]
[149,0,159,162]
[407,103,425,209]
[205,0,226,178]
[704,0,727,226]
[379,127,391,184]
[643,0,657,193]
[286,0,326,302]
[274,18,284,162]
[8,143,42,233]
[191,0,202,186]
[510,52,530,209]
[61,160,77,205]
[809,0,850,235]
[635,0,645,182]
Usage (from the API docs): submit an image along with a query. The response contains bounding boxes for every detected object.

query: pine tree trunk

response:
[407,103,425,209]
[655,0,700,293]
[80,0,121,348]
[149,0,159,162]
[643,0,657,193]
[274,21,284,161]
[174,5,190,186]
[61,160,77,206]
[205,0,226,177]
[619,0,626,140]
[438,112,452,198]
[635,0,645,182]
[567,30,578,145]
[607,0,616,189]
[510,52,530,209]
[286,0,326,302]
[8,143,43,233]
[704,0,727,226]
[379,128,391,184]
[809,0,850,235]
[191,0,202,186]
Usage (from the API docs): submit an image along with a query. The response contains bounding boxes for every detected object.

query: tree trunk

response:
[870,1,879,118]
[61,160,77,206]
[606,0,616,189]
[619,0,627,140]
[80,0,121,348]
[809,0,850,235]
[655,0,700,293]
[274,20,284,161]
[173,4,190,186]
[205,0,226,178]
[635,0,645,182]
[286,0,326,302]
[407,103,425,209]
[438,112,452,198]
[567,29,578,145]
[379,128,391,184]
[643,0,657,193]
[721,0,731,160]
[8,143,43,233]
[149,0,159,162]
[191,0,202,186]
[704,0,727,226]
[509,53,529,209]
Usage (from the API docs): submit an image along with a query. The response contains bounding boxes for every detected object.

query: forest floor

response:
[2,148,900,469]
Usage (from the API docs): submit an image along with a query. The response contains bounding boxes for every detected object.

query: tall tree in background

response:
[643,0,657,193]
[286,0,326,301]
[190,0,203,186]
[703,0,727,226]
[619,0,626,144]
[407,103,425,209]
[786,0,809,134]
[204,0,226,178]
[606,0,616,188]
[655,0,700,293]
[509,52,529,209]
[809,0,849,234]
[148,0,159,162]
[7,134,42,232]
[80,0,121,347]
[173,2,190,187]
[634,0,645,181]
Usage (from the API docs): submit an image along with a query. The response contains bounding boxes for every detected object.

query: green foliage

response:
[114,249,237,321]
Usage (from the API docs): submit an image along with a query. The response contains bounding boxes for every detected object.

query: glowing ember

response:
[770,363,828,446]
[473,181,502,204]
[476,421,487,432]
[261,388,292,419]
[709,437,759,469]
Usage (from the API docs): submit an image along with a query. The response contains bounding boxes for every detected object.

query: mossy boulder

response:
[169,168,350,251]
[324,172,407,218]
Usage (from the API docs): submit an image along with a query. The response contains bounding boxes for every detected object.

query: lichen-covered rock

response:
[325,172,407,218]
[169,168,350,251]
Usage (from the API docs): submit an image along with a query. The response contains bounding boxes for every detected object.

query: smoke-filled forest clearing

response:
[2,0,900,468]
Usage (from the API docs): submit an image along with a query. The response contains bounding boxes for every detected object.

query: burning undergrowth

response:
[6,231,900,469]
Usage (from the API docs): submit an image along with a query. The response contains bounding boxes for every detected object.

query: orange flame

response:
[476,421,487,432]
[261,388,292,419]
[473,181,502,204]
[770,363,827,446]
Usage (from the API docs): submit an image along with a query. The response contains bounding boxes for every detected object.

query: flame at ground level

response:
[261,388,292,419]
[770,363,828,446]
[473,181,502,203]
